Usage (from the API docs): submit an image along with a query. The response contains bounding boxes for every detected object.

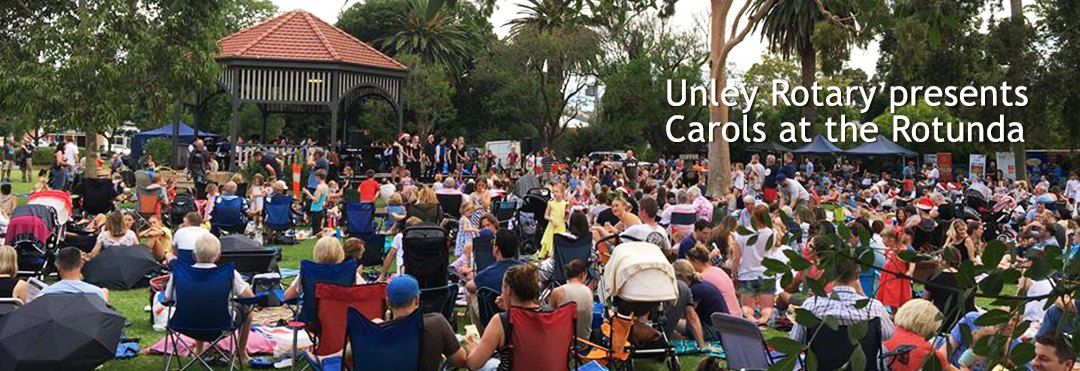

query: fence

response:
[234,144,311,169]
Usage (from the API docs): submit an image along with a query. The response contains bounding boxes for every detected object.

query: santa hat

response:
[915,197,935,211]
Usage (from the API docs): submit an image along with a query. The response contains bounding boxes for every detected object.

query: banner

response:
[969,154,986,180]
[937,152,953,181]
[996,152,1016,180]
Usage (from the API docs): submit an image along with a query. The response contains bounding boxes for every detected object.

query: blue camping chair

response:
[549,233,592,286]
[472,232,496,273]
[211,196,247,236]
[344,201,385,267]
[162,263,241,371]
[294,260,360,324]
[288,260,359,370]
[264,195,295,232]
[343,201,376,236]
[170,249,196,267]
[345,307,422,370]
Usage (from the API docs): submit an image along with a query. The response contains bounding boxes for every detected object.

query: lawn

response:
[5,174,1006,370]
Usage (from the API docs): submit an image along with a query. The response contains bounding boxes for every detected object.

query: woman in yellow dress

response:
[538,183,568,259]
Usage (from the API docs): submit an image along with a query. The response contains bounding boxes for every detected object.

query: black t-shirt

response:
[927,272,976,332]
[260,155,280,176]
[763,164,781,188]
[623,158,639,181]
[189,149,209,176]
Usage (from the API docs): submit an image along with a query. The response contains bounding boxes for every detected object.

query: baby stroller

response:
[590,241,681,370]
[6,195,70,278]
[514,188,550,255]
[165,190,198,227]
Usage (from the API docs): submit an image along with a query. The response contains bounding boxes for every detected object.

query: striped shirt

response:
[789,285,895,342]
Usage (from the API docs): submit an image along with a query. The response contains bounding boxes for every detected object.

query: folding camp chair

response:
[345,308,422,370]
[668,211,696,240]
[287,260,360,370]
[137,188,163,220]
[162,263,241,371]
[504,303,578,370]
[78,177,117,216]
[711,312,785,370]
[294,282,387,371]
[437,193,463,221]
[401,225,449,290]
[804,317,883,371]
[419,283,458,329]
[218,249,279,281]
[472,233,496,273]
[549,233,592,287]
[0,298,22,316]
[476,287,503,332]
[210,197,247,236]
[343,201,386,267]
[264,195,296,242]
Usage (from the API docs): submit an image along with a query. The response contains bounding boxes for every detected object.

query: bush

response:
[32,146,85,166]
[141,137,173,166]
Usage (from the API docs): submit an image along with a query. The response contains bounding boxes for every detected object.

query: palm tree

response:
[508,0,586,35]
[752,0,824,125]
[378,0,473,72]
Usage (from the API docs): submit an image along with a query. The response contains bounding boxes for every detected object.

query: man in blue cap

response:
[386,275,466,370]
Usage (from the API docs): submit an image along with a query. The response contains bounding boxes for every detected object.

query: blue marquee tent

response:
[130,121,218,160]
[792,134,843,155]
[844,134,918,157]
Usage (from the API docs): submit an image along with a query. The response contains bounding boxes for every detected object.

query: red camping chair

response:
[291,282,387,371]
[506,303,577,371]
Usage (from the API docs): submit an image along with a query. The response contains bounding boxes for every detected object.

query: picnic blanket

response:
[671,340,725,358]
[146,330,275,356]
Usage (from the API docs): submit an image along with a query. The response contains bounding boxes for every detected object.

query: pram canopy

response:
[27,191,72,225]
[601,241,678,303]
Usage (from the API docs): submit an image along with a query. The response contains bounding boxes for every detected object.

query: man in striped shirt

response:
[789,258,895,342]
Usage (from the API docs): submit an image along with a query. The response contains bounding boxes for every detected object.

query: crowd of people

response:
[2,129,1080,370]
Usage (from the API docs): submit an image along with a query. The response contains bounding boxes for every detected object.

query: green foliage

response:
[141,137,173,166]
[31,146,56,167]
[398,54,457,134]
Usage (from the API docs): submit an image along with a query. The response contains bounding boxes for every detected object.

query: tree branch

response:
[812,0,863,34]
[729,0,753,38]
[724,0,777,55]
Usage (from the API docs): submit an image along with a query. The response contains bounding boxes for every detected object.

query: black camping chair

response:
[476,287,503,332]
[437,194,463,221]
[78,177,118,216]
[548,233,591,287]
[0,298,22,317]
[472,233,496,273]
[401,224,449,290]
[804,317,883,371]
[711,312,785,370]
[420,283,458,329]
[218,249,279,281]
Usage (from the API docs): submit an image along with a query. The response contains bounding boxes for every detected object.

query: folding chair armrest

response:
[286,321,306,330]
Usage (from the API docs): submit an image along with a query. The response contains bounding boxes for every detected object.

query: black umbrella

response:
[220,234,263,252]
[83,245,160,290]
[0,294,124,371]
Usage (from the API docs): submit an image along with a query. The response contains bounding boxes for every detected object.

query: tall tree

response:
[378,0,475,73]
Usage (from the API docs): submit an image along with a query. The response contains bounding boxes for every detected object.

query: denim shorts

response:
[737,278,777,295]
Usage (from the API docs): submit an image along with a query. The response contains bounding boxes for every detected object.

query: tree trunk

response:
[85,134,99,178]
[798,40,816,129]
[707,0,733,197]
[1009,0,1027,182]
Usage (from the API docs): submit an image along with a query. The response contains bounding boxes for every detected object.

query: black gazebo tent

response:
[792,134,843,155]
[844,134,918,157]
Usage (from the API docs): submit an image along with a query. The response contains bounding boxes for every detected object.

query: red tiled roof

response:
[218,10,407,71]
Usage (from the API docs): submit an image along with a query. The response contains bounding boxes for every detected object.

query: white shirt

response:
[63,142,78,166]
[173,226,210,251]
[780,180,810,202]
[163,263,250,303]
[734,227,775,281]
[748,163,765,189]
[1024,279,1054,323]
[732,172,746,191]
[1065,179,1080,202]
[392,233,405,274]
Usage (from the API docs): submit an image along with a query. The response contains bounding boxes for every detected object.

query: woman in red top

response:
[875,228,915,311]
[884,299,956,371]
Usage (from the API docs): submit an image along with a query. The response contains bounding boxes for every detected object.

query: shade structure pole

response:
[330,105,339,145]
[229,98,240,171]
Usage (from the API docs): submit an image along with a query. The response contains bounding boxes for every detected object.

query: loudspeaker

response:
[523,137,540,154]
